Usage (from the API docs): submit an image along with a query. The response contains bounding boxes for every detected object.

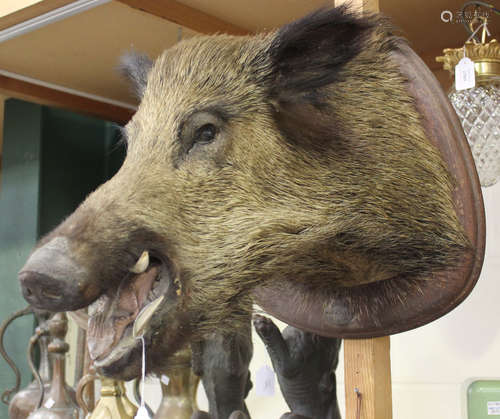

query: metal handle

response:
[0,305,33,404]
[76,371,99,416]
[27,324,49,409]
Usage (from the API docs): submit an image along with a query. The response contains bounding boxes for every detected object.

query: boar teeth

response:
[133,295,164,338]
[130,251,149,274]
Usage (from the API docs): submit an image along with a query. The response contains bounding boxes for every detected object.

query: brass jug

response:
[1,307,53,419]
[28,313,78,418]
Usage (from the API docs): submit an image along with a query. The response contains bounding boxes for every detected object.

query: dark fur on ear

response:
[268,5,377,103]
[266,6,399,151]
[118,52,153,99]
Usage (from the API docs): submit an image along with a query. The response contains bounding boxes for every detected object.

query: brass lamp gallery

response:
[437,1,500,187]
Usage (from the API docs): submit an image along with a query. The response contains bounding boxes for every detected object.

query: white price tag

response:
[488,401,500,415]
[161,374,170,386]
[455,57,475,91]
[134,405,151,419]
[255,365,275,397]
[44,398,55,408]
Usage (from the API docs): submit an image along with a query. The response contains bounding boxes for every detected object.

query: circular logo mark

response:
[441,10,453,23]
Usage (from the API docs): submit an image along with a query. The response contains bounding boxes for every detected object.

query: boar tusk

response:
[130,251,149,274]
[133,295,164,338]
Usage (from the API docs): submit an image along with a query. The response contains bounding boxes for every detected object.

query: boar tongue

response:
[88,267,158,361]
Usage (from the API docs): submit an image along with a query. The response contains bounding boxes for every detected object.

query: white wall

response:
[390,183,500,419]
[119,183,500,418]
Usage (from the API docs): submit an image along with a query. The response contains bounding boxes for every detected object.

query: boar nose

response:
[18,237,100,312]
[19,270,75,310]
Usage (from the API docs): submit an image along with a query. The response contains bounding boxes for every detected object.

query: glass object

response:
[437,35,500,188]
[448,79,500,187]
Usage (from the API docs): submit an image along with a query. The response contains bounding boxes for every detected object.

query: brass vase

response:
[154,348,200,419]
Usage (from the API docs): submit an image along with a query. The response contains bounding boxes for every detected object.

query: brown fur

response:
[33,7,468,373]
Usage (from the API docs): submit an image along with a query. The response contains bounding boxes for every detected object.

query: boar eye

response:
[178,110,225,160]
[194,123,217,144]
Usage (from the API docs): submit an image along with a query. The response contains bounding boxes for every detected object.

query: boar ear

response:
[118,52,153,99]
[268,6,376,104]
[265,6,381,150]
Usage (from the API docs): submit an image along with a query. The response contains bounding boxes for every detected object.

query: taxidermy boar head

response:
[18,6,469,379]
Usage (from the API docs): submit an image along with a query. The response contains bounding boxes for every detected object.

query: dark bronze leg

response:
[191,321,253,419]
[253,315,341,419]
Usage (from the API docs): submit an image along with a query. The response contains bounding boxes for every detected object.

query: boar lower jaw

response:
[87,255,177,372]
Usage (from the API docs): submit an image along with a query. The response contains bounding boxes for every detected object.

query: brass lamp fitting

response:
[436,39,500,83]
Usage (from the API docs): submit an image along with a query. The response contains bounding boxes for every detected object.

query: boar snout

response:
[18,236,101,311]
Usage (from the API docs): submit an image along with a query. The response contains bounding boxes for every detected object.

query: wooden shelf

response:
[1,0,495,123]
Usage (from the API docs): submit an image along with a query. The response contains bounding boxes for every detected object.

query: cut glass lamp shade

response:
[449,80,500,187]
[437,40,500,188]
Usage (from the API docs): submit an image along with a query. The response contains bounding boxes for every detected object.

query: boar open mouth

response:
[85,251,179,376]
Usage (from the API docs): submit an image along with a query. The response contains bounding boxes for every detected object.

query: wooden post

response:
[331,1,392,417]
[344,337,392,419]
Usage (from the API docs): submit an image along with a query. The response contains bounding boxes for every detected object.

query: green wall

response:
[38,106,124,236]
[0,99,125,417]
